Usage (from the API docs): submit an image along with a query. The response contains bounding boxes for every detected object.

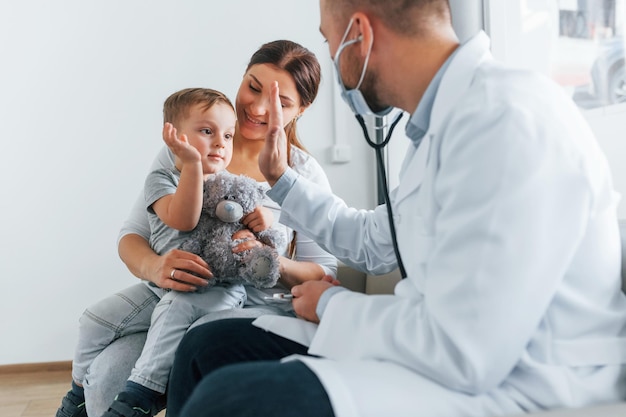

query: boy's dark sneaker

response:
[56,390,87,417]
[101,392,160,417]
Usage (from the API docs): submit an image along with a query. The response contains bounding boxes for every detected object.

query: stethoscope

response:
[354,112,407,279]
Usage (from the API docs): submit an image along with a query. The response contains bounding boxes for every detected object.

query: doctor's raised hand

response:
[259,82,339,322]
[258,81,289,186]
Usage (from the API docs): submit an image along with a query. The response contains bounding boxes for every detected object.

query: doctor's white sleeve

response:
[274,172,399,275]
[288,151,339,277]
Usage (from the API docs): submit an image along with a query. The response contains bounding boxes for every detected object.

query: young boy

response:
[56,88,271,417]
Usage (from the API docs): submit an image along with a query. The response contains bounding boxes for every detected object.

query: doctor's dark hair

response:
[328,0,451,36]
[163,88,234,127]
[245,39,321,162]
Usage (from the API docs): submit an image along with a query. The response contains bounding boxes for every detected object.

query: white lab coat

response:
[275,32,626,417]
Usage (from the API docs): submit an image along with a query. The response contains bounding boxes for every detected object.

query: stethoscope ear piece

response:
[357,34,363,41]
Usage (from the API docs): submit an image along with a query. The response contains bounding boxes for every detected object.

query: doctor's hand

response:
[259,81,288,186]
[291,277,340,324]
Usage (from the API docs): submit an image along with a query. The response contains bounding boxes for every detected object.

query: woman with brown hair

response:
[56,39,336,417]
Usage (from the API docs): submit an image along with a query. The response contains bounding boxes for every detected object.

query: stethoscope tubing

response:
[355,113,407,279]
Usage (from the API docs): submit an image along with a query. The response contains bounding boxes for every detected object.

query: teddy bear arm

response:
[255,229,286,250]
[179,233,205,257]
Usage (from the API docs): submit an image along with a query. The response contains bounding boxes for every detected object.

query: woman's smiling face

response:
[235,63,304,141]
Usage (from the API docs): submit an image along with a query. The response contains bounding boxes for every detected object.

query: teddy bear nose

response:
[215,200,244,223]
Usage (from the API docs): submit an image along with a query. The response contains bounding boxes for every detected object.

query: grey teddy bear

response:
[180,171,286,289]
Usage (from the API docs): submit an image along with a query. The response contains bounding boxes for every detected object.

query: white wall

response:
[0,0,370,365]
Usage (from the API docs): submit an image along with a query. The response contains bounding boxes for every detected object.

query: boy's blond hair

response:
[163,88,234,126]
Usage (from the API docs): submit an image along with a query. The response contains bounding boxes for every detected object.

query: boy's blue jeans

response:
[72,283,246,400]
[78,284,289,417]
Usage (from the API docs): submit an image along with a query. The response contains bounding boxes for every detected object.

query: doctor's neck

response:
[376,24,459,113]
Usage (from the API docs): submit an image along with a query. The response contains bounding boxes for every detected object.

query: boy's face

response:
[177,102,235,174]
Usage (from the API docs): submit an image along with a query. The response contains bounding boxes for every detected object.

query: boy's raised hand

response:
[163,122,201,164]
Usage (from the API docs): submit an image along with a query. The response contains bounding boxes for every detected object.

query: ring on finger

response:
[170,269,176,279]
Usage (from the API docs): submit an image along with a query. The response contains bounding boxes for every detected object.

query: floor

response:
[0,368,72,417]
[0,366,165,417]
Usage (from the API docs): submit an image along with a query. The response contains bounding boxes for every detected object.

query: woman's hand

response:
[242,206,273,233]
[149,248,212,292]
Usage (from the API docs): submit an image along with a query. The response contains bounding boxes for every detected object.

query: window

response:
[555,0,625,108]
[488,0,625,109]
[486,0,626,217]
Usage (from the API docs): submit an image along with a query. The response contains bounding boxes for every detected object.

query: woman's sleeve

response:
[117,146,174,244]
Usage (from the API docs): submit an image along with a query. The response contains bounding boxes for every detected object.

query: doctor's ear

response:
[352,13,374,55]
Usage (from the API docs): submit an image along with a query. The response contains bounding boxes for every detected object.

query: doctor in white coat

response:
[167,1,626,416]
